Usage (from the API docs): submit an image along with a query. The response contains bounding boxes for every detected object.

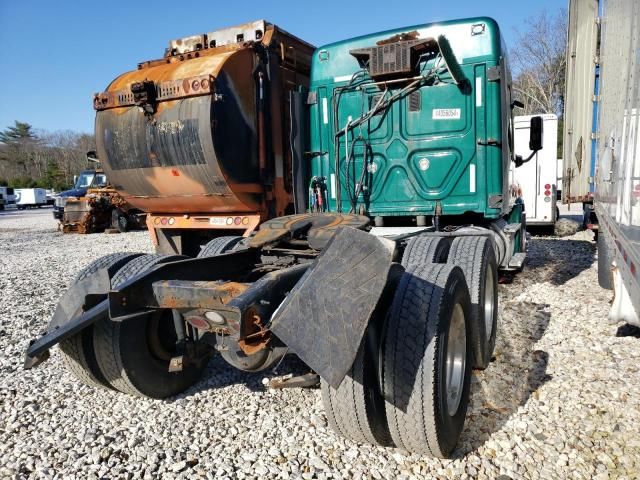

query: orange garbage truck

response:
[93,20,314,255]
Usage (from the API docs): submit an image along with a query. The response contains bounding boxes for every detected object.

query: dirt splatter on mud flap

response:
[269,227,396,388]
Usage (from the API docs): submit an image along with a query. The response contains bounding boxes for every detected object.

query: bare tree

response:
[512,10,567,116]
[0,122,95,189]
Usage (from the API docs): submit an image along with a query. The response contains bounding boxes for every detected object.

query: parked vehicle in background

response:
[15,188,48,209]
[511,114,559,227]
[0,186,16,207]
[52,168,107,220]
[566,0,640,326]
[0,193,5,210]
[563,0,599,228]
[45,190,56,206]
[557,158,563,201]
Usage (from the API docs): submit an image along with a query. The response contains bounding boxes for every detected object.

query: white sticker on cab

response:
[432,108,461,120]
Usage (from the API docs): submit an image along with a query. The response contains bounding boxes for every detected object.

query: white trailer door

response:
[514,123,540,220]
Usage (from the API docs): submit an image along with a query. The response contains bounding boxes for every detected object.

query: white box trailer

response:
[568,0,640,326]
[15,188,47,209]
[563,0,599,208]
[511,114,559,226]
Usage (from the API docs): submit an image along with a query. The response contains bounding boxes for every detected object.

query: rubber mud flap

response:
[48,268,112,332]
[270,227,396,388]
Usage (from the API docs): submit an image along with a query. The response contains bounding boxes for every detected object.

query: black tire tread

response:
[94,254,184,396]
[321,347,392,446]
[448,236,497,369]
[383,263,471,457]
[401,236,449,267]
[598,231,613,290]
[197,236,242,258]
[60,252,144,389]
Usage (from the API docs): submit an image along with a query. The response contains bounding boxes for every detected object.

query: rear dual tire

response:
[447,236,498,369]
[321,338,392,447]
[92,254,206,398]
[322,262,473,458]
[59,252,144,389]
[383,263,472,457]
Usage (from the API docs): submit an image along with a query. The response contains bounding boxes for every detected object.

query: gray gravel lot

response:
[1,210,639,479]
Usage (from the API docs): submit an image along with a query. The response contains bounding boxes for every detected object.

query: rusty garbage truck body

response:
[94,20,314,255]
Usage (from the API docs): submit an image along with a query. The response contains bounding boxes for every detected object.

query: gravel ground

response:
[1,210,639,479]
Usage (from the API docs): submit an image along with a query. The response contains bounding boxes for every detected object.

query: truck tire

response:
[598,230,613,290]
[197,236,242,258]
[59,252,144,389]
[93,254,205,398]
[401,236,450,267]
[321,340,393,447]
[448,236,498,369]
[383,263,472,457]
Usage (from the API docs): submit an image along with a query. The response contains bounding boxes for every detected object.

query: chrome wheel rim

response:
[484,267,495,338]
[446,303,466,416]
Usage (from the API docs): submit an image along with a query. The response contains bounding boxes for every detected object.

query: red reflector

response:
[185,316,209,330]
[161,217,168,225]
[234,216,242,225]
[171,169,180,177]
[544,190,551,196]
[544,183,551,190]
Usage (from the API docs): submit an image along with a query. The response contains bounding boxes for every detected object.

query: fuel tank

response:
[94,20,313,216]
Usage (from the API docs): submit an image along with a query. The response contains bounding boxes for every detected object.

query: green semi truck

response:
[25,17,541,457]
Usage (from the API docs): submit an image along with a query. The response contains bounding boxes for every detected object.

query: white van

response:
[511,114,559,226]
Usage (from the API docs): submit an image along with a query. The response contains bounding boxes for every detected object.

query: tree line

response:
[0,121,95,191]
[512,10,567,158]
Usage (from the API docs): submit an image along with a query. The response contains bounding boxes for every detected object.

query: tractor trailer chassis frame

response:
[25,210,524,386]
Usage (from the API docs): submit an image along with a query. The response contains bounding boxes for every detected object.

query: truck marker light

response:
[242,217,249,225]
[161,217,168,225]
[322,98,328,124]
[168,217,175,225]
[226,217,233,225]
[330,174,336,199]
[470,164,476,193]
[234,216,242,225]
[171,169,180,176]
[154,217,161,225]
